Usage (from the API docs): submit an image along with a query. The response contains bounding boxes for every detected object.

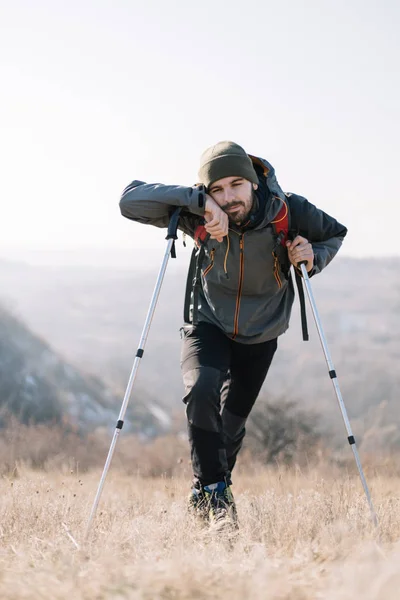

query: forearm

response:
[120,180,206,228]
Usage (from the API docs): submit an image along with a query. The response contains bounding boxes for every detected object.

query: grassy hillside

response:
[0,466,398,599]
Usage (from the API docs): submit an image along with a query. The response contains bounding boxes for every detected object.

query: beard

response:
[224,191,257,225]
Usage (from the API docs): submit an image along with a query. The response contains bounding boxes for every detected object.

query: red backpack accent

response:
[271,198,289,246]
[271,198,289,290]
[194,224,208,247]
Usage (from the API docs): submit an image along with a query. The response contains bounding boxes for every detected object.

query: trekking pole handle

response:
[166,207,182,240]
[297,260,309,278]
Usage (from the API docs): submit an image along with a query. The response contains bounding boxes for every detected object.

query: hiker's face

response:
[208,177,258,225]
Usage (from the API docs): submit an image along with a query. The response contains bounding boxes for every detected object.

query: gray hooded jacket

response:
[119,156,347,344]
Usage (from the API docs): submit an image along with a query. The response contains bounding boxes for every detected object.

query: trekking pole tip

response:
[62,522,80,550]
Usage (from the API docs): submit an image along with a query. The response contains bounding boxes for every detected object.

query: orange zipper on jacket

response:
[273,251,282,288]
[202,248,215,278]
[232,234,244,339]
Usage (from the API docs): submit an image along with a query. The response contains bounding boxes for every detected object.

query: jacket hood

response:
[248,154,288,230]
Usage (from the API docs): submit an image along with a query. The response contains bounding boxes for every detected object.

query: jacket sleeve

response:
[119,180,206,236]
[288,193,347,276]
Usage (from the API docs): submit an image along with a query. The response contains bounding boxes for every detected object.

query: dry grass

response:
[1,465,400,599]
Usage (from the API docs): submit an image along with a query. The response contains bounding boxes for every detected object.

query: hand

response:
[286,236,314,273]
[204,195,229,242]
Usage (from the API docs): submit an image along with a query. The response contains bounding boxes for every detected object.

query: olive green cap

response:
[198,141,259,189]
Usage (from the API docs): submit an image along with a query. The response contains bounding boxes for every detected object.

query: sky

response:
[1,0,399,265]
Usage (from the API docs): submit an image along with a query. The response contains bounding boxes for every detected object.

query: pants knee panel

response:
[183,367,225,432]
[222,408,247,443]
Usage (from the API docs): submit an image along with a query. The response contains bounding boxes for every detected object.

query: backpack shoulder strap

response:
[183,246,197,324]
[271,195,309,342]
[183,225,209,324]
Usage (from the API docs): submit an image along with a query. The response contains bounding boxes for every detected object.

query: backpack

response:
[183,198,309,341]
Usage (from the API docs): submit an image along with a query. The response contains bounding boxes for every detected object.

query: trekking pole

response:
[84,207,182,542]
[299,261,379,528]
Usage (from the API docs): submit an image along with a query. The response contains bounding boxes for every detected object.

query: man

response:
[119,141,347,529]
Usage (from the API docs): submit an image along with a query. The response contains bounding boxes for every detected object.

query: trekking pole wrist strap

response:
[166,207,182,240]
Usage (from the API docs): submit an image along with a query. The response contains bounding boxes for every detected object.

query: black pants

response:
[180,322,277,487]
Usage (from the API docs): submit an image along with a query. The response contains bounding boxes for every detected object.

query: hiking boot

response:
[203,481,238,531]
[187,487,209,522]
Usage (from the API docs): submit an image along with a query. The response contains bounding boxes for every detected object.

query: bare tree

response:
[246,395,320,465]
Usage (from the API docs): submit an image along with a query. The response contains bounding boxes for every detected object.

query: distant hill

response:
[0,302,171,436]
[0,254,399,448]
